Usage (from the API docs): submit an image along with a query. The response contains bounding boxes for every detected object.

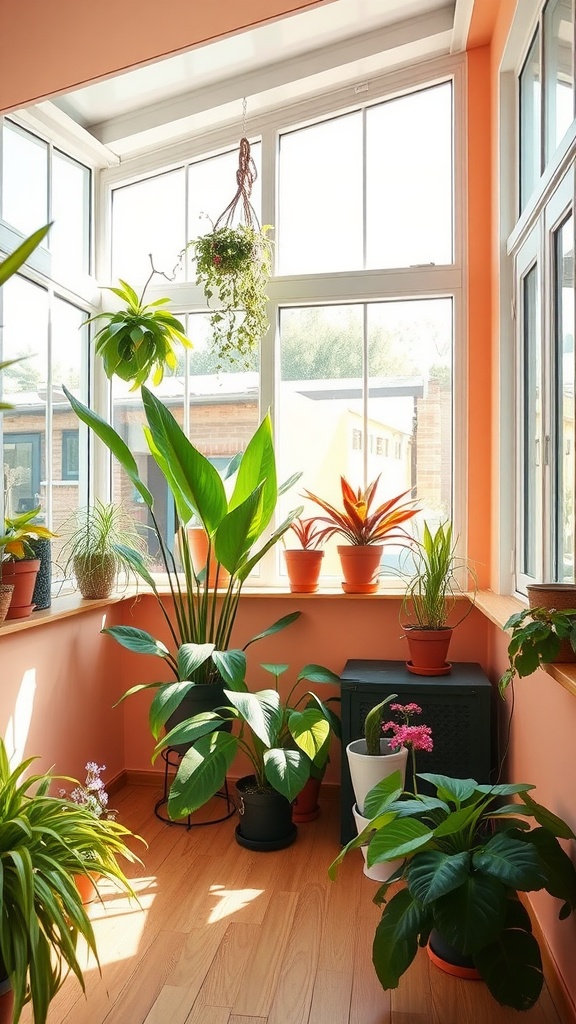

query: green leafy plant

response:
[192,222,273,367]
[401,521,476,629]
[499,605,576,694]
[1,506,56,561]
[150,647,341,819]
[60,500,148,598]
[329,770,576,1012]
[86,278,192,390]
[304,475,418,546]
[0,740,142,1024]
[64,384,302,721]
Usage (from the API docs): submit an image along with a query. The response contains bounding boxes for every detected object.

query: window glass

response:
[553,212,574,580]
[51,297,88,548]
[520,30,542,211]
[278,113,363,274]
[521,264,541,579]
[366,83,453,268]
[1,121,48,237]
[52,150,91,275]
[112,168,186,283]
[544,0,574,162]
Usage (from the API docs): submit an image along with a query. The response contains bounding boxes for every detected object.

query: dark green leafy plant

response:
[150,647,341,818]
[499,606,576,694]
[192,223,273,367]
[0,740,142,1024]
[329,771,576,1012]
[86,278,192,390]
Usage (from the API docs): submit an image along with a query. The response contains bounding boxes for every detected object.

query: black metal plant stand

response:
[154,747,236,829]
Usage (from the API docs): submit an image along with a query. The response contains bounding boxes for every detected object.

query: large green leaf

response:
[225,688,282,747]
[229,411,277,535]
[288,708,330,761]
[362,770,405,818]
[372,888,428,989]
[433,873,507,954]
[474,782,535,796]
[367,817,434,865]
[243,611,301,649]
[212,649,247,690]
[149,681,196,739]
[0,225,50,284]
[236,508,303,581]
[263,748,310,801]
[167,731,238,818]
[520,791,576,839]
[213,485,265,572]
[517,827,576,912]
[153,712,224,761]
[472,831,547,891]
[417,774,478,805]
[407,850,470,905]
[297,664,341,686]
[177,643,215,681]
[63,386,153,507]
[102,626,170,658]
[142,386,227,533]
[474,900,543,1011]
[143,425,195,525]
[432,804,479,838]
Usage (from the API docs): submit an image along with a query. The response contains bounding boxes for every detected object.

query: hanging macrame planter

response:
[192,136,273,367]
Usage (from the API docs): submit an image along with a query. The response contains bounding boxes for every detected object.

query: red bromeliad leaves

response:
[288,517,324,549]
[303,475,419,546]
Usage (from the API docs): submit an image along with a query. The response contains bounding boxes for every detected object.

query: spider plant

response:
[401,521,476,630]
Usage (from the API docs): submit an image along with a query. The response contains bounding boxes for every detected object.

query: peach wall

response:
[0,605,126,785]
[0,0,333,114]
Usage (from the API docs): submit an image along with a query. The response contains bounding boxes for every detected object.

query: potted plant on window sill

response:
[329,770,576,1012]
[152,649,341,849]
[304,475,419,593]
[400,520,477,675]
[282,516,325,593]
[499,602,576,693]
[0,507,56,619]
[60,500,148,599]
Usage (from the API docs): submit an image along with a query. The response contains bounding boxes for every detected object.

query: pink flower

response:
[390,702,422,715]
[387,724,433,753]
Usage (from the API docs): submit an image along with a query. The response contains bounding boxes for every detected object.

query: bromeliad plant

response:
[86,277,192,390]
[151,648,341,819]
[303,475,418,547]
[499,606,576,694]
[0,741,142,1024]
[330,771,576,1012]
[285,516,324,550]
[64,385,302,732]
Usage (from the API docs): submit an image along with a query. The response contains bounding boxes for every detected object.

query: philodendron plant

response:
[329,771,576,1012]
[150,647,341,819]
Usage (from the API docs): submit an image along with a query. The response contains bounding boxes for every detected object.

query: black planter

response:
[29,537,52,610]
[428,929,481,979]
[165,680,230,754]
[235,775,297,851]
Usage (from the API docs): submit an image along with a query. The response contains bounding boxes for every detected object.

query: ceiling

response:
[37,0,473,159]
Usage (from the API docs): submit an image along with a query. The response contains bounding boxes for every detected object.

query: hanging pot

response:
[283,549,324,594]
[352,803,403,881]
[527,583,576,663]
[292,774,322,822]
[0,585,14,627]
[337,544,383,594]
[186,527,230,588]
[74,553,117,599]
[427,929,481,980]
[2,559,40,619]
[346,738,408,815]
[165,679,231,754]
[235,775,297,850]
[402,626,453,676]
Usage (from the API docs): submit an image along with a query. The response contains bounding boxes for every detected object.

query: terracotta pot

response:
[527,583,576,663]
[427,929,481,980]
[352,803,403,881]
[337,544,383,594]
[283,549,324,593]
[346,738,408,815]
[186,527,230,588]
[74,870,101,905]
[2,559,40,619]
[0,585,14,627]
[74,553,117,599]
[292,775,322,822]
[402,625,453,675]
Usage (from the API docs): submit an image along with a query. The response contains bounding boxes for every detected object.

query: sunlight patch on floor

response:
[207,883,263,923]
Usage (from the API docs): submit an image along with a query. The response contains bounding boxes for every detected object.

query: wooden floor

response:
[28,783,564,1024]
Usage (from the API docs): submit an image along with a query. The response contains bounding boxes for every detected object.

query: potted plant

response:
[192,220,273,368]
[0,740,142,1024]
[304,475,419,593]
[499,603,576,694]
[329,770,576,1012]
[59,760,120,904]
[400,520,477,675]
[64,384,302,743]
[282,516,324,593]
[151,647,341,849]
[61,500,148,599]
[0,507,56,619]
[86,276,192,390]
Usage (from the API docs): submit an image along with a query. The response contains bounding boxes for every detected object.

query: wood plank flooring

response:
[26,784,565,1024]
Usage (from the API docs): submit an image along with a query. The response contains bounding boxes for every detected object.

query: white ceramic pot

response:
[352,803,403,882]
[346,738,408,815]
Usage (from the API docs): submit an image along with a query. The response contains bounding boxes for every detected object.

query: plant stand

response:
[154,747,236,829]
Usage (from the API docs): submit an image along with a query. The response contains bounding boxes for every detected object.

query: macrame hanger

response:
[214,97,260,231]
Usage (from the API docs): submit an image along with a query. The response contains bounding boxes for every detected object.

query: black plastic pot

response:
[165,680,231,754]
[235,775,297,851]
[427,929,480,980]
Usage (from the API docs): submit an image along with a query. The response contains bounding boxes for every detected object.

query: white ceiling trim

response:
[450,0,474,53]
